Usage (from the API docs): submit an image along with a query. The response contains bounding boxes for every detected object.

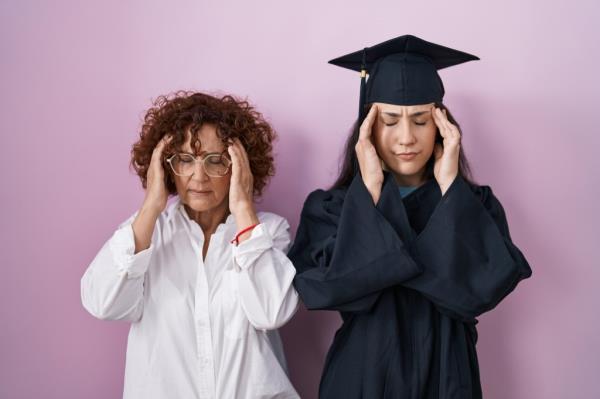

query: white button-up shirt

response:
[81,198,300,399]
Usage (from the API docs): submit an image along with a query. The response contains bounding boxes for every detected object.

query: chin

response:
[389,160,427,177]
[183,196,219,212]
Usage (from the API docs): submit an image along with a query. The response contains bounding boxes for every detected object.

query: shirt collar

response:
[169,196,236,236]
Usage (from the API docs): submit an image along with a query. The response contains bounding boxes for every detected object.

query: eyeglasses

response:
[165,153,232,177]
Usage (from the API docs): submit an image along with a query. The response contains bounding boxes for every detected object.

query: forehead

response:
[375,102,434,115]
[180,124,224,153]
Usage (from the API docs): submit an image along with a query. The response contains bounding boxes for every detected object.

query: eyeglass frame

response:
[165,151,232,178]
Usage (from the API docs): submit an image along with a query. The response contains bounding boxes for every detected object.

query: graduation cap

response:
[328,34,479,122]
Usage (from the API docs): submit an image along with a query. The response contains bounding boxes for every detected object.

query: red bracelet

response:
[230,223,259,245]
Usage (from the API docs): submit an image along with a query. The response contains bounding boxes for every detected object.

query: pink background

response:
[1,1,599,398]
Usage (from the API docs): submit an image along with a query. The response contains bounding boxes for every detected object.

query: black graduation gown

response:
[288,172,532,399]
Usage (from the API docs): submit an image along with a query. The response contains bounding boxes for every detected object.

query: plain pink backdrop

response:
[1,1,598,398]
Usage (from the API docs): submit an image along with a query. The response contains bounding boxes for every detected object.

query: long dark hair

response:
[330,102,476,190]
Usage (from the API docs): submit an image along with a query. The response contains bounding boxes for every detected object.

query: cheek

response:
[419,127,437,154]
[173,175,188,194]
[212,175,231,198]
[372,125,392,154]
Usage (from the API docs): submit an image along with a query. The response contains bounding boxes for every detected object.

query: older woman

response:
[81,92,300,399]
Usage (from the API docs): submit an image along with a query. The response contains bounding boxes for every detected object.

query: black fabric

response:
[288,172,532,398]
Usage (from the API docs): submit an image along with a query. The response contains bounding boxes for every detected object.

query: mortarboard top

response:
[328,34,479,121]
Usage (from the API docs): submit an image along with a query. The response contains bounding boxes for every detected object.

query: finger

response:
[432,108,447,138]
[439,113,460,139]
[235,138,248,157]
[431,107,443,127]
[230,142,252,194]
[441,108,457,134]
[231,142,254,196]
[228,143,239,163]
[228,145,240,178]
[437,108,454,132]
[233,143,252,190]
[359,104,378,140]
[153,135,173,157]
[225,139,234,159]
[230,141,244,166]
[448,124,460,141]
[439,110,453,132]
[159,134,173,147]
[233,138,251,169]
[437,108,457,140]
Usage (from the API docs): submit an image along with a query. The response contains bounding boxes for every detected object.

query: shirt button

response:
[199,356,211,365]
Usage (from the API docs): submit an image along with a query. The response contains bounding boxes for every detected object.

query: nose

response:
[190,160,210,182]
[394,119,417,146]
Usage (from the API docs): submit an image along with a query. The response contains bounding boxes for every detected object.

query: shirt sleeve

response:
[231,215,300,330]
[288,174,423,314]
[80,211,156,322]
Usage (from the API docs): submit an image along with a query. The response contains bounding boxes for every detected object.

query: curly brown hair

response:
[131,91,276,197]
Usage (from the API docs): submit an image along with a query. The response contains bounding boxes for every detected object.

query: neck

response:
[393,168,427,187]
[183,202,230,236]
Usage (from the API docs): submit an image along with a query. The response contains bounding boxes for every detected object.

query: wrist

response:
[438,174,458,196]
[232,205,259,230]
[365,185,381,205]
[141,198,164,216]
[231,222,259,245]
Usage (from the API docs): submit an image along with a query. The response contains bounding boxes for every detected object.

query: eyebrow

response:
[178,150,222,156]
[381,111,431,118]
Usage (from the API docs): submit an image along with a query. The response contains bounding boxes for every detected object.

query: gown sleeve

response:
[288,173,423,313]
[402,175,532,322]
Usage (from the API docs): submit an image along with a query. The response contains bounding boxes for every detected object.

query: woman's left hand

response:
[432,107,461,195]
[228,138,259,235]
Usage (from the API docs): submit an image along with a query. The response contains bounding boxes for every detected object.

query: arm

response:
[403,175,532,321]
[80,210,157,322]
[289,174,423,313]
[232,214,300,330]
[81,135,172,322]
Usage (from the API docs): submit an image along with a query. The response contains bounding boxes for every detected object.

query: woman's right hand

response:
[355,104,384,204]
[143,135,172,213]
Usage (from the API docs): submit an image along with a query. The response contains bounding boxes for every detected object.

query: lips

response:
[396,152,419,160]
[188,189,211,195]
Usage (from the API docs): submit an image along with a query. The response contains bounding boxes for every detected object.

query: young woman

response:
[288,35,532,398]
[81,92,300,399]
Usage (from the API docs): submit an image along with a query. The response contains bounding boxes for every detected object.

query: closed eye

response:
[382,117,398,127]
